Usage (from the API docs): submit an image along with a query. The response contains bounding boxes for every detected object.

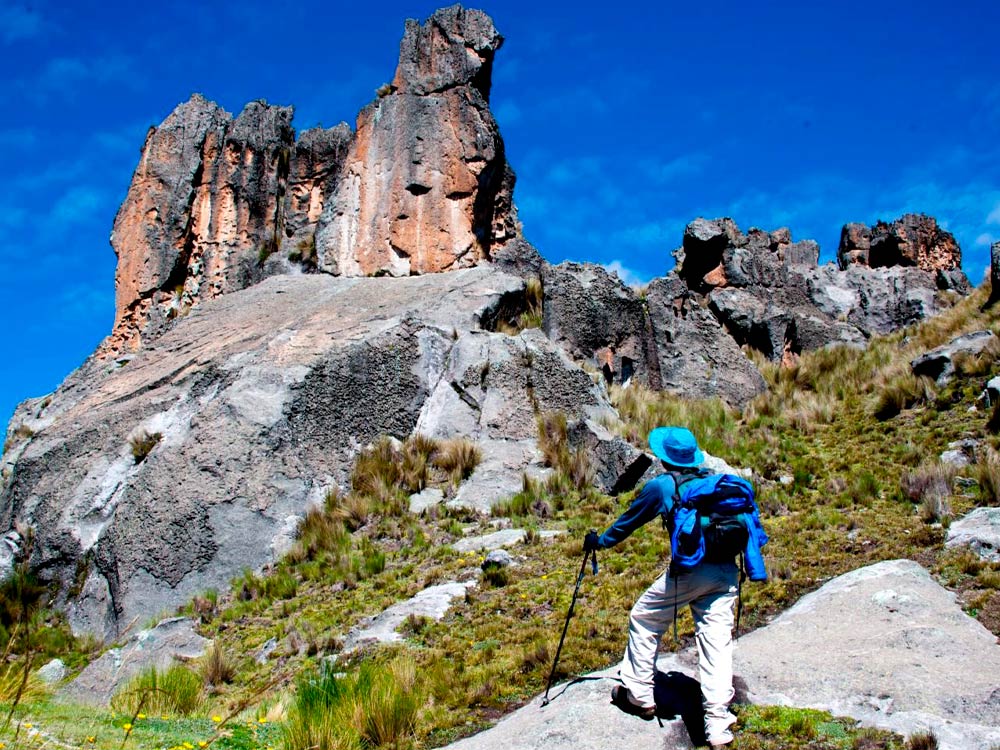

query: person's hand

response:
[583,530,600,552]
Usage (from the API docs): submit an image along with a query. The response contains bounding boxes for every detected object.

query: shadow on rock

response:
[653,670,706,744]
[652,671,750,746]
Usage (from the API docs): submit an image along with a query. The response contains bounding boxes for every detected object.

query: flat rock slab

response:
[58,617,209,706]
[453,528,562,553]
[440,668,695,750]
[946,507,1000,562]
[735,559,1000,750]
[343,581,475,651]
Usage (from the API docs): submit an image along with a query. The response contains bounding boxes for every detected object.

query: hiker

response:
[583,426,764,749]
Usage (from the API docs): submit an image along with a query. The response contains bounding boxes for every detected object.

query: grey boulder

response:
[946,507,1000,562]
[911,330,997,384]
[735,559,1000,750]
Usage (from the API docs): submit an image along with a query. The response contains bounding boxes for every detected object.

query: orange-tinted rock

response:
[105,6,519,354]
[838,214,961,272]
[105,96,352,355]
[314,6,516,277]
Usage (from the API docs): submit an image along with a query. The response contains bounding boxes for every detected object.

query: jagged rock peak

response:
[313,6,517,279]
[104,6,519,356]
[838,213,961,272]
[392,5,503,98]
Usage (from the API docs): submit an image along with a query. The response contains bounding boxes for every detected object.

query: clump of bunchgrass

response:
[200,641,236,688]
[874,370,935,420]
[110,663,203,716]
[905,730,938,750]
[129,429,162,463]
[282,656,422,750]
[972,450,1000,504]
[433,438,482,485]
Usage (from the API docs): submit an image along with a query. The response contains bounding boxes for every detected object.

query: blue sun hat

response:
[648,426,705,468]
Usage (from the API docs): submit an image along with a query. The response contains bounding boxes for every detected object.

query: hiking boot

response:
[610,685,655,720]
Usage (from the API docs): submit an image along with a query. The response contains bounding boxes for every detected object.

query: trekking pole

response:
[541,539,598,706]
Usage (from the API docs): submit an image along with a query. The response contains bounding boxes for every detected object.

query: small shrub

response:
[129,430,162,463]
[111,664,203,716]
[433,438,482,484]
[200,641,236,687]
[906,731,938,750]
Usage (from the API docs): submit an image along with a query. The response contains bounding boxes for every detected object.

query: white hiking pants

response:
[619,561,739,745]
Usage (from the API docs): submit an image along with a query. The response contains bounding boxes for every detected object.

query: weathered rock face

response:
[542,263,651,387]
[837,213,962,273]
[107,95,351,354]
[314,5,516,278]
[645,275,767,405]
[107,6,519,355]
[4,267,621,638]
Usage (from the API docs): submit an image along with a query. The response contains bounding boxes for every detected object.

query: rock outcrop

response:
[838,213,962,273]
[107,6,518,355]
[1,267,632,638]
[946,507,1000,562]
[315,6,516,278]
[735,560,1000,750]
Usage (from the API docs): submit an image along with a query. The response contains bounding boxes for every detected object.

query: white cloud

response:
[603,260,647,288]
[51,186,109,225]
[987,202,1000,226]
[976,233,996,248]
[644,153,708,184]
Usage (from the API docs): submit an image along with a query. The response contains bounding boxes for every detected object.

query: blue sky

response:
[2,0,999,429]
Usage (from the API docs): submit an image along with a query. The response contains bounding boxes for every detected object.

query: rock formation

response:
[838,213,962,273]
[315,5,516,278]
[539,214,967,404]
[2,267,628,638]
[107,5,517,355]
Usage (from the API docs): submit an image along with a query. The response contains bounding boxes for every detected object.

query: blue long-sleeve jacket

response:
[596,473,768,581]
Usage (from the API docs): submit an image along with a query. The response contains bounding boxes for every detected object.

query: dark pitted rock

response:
[542,262,651,386]
[566,419,652,495]
[490,237,546,279]
[946,507,1000,562]
[644,275,766,407]
[911,330,997,384]
[673,217,743,292]
[315,7,517,278]
[838,222,872,268]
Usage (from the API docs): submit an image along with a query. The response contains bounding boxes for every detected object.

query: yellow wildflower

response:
[258,718,267,724]
[211,715,222,723]
[123,723,133,731]
[199,742,208,748]
[137,713,146,719]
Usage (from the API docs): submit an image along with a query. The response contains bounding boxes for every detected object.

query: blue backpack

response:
[666,470,768,581]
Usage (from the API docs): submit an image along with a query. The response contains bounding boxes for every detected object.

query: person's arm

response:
[595,476,671,549]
